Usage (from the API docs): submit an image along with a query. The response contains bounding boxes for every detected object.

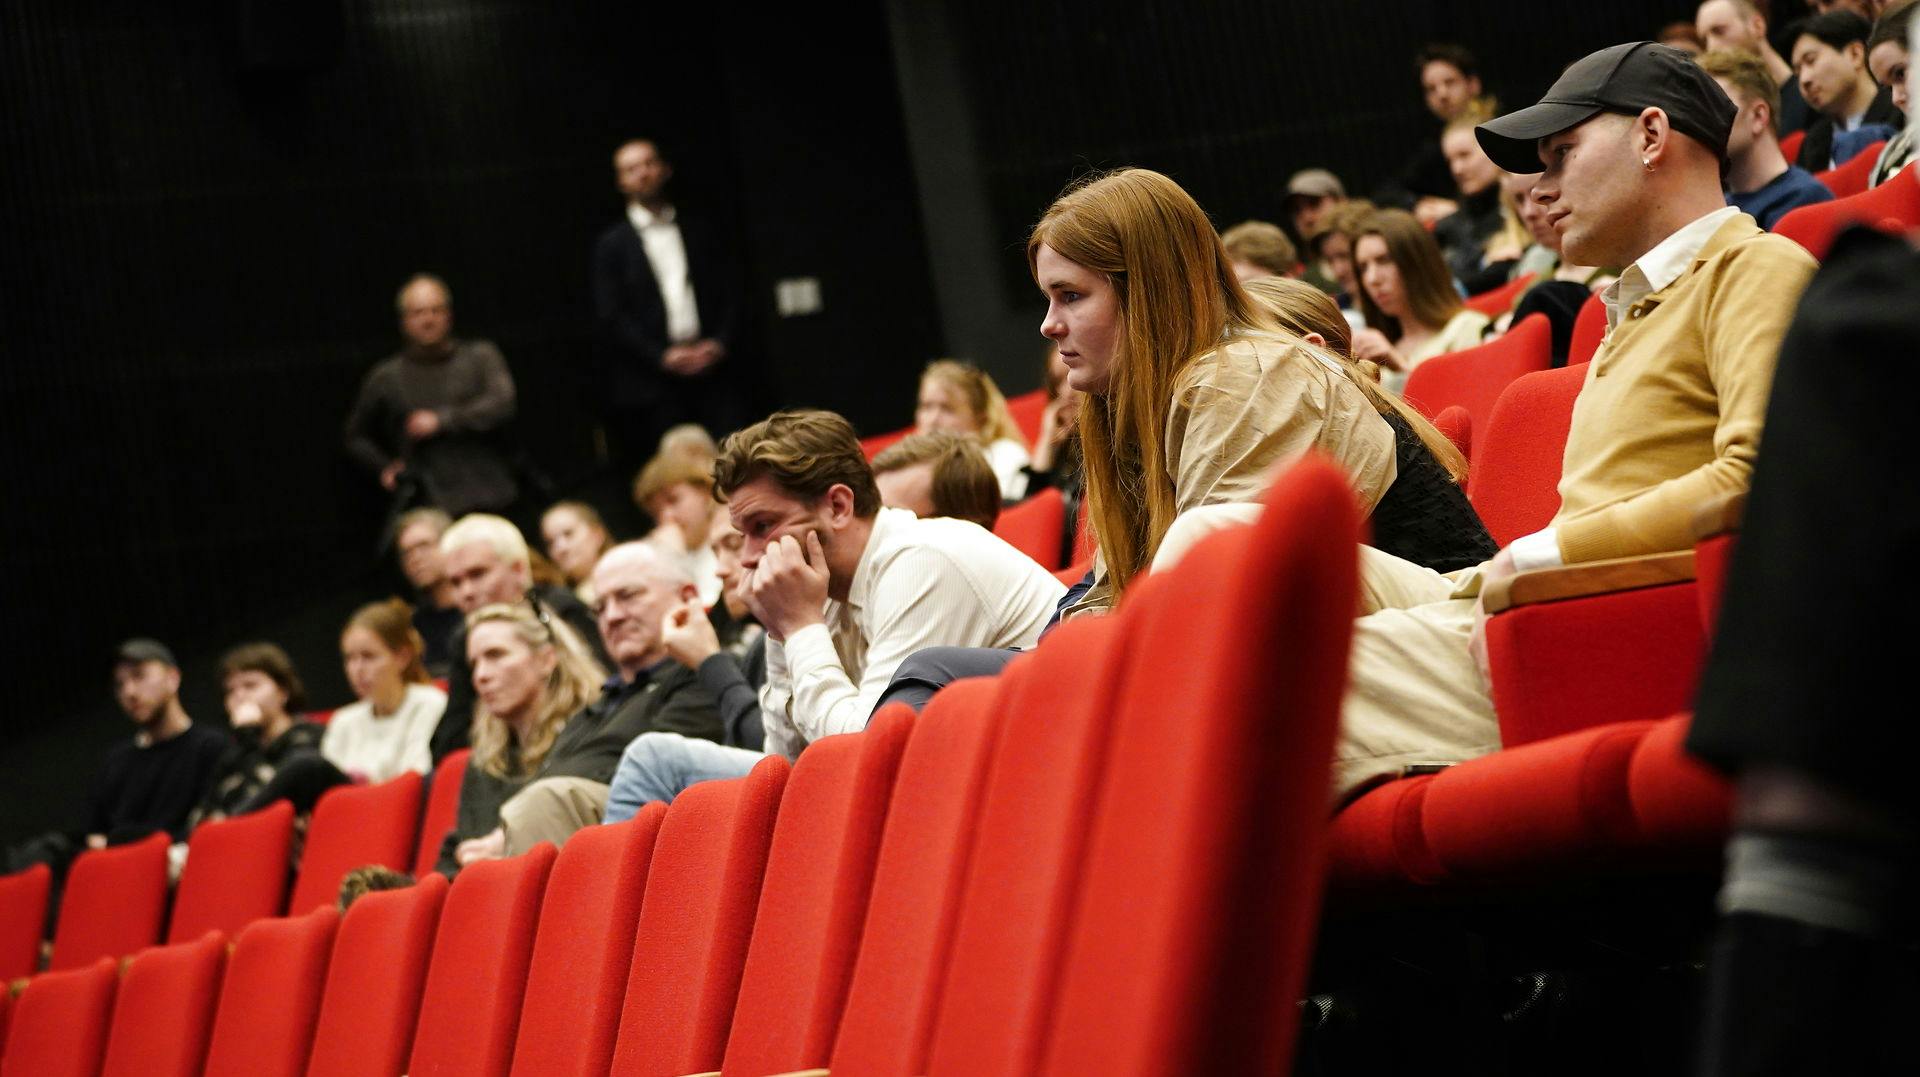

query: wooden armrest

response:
[1689,488,1747,541]
[1481,550,1696,614]
[761,1071,830,1077]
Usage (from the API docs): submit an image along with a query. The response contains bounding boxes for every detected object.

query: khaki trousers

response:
[499,777,610,856]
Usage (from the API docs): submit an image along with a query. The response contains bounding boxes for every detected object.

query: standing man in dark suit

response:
[591,139,744,481]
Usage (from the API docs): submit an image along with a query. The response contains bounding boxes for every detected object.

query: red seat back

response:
[1812,139,1885,199]
[610,755,789,1077]
[829,678,1011,1075]
[0,865,49,981]
[858,426,912,460]
[1432,405,1471,463]
[100,930,227,1077]
[1466,363,1588,546]
[510,804,667,1077]
[0,957,117,1077]
[1775,161,1920,259]
[305,872,448,1077]
[722,709,915,1075]
[1779,128,1805,162]
[413,749,470,876]
[1461,271,1536,316]
[410,845,556,1077]
[290,770,422,915]
[168,800,293,943]
[203,906,339,1077]
[1568,291,1607,365]
[1005,388,1048,448]
[1403,313,1553,435]
[1039,457,1360,1073]
[991,486,1067,570]
[49,831,169,971]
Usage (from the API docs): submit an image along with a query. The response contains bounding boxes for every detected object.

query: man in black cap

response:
[3,639,230,875]
[1329,42,1819,802]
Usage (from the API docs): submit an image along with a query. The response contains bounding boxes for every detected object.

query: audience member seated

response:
[1308,198,1379,331]
[1700,48,1837,228]
[343,273,521,517]
[186,643,326,830]
[393,507,462,676]
[1380,43,1489,221]
[1351,208,1492,395]
[601,409,1062,809]
[435,602,606,874]
[1318,40,1818,802]
[633,451,724,606]
[1495,171,1615,365]
[913,359,1032,502]
[323,598,446,784]
[1281,169,1347,293]
[658,421,720,467]
[1659,19,1707,56]
[1020,345,1084,497]
[1435,104,1528,293]
[3,639,229,877]
[428,513,607,763]
[1220,220,1299,282]
[1866,2,1915,186]
[871,433,1002,530]
[1697,0,1814,134]
[1791,10,1904,169]
[540,499,614,604]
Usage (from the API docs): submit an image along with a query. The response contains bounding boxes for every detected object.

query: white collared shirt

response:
[759,508,1066,755]
[626,202,701,343]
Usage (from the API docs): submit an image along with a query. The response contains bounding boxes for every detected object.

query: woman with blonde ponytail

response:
[915,359,1033,500]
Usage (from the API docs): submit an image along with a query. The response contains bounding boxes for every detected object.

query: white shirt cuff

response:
[777,622,837,683]
[1508,528,1563,572]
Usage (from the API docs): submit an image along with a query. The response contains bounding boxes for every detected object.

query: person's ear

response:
[1303,331,1329,349]
[1846,41,1866,68]
[1637,107,1672,167]
[823,483,858,527]
[161,666,182,696]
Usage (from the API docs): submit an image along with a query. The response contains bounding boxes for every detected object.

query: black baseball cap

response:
[114,637,177,669]
[1475,42,1736,174]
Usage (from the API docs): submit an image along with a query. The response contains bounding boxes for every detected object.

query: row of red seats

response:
[0,456,1365,1077]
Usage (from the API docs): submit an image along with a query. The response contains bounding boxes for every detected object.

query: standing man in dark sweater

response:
[343,274,521,517]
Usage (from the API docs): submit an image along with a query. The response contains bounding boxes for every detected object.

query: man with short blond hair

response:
[871,432,1002,530]
[1698,48,1836,226]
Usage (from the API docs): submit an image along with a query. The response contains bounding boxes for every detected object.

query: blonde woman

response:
[915,359,1032,500]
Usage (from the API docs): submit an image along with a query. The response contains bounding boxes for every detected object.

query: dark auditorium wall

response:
[0,0,936,846]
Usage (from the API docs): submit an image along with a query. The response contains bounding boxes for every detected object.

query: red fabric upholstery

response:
[1326,775,1444,893]
[410,844,556,1077]
[1627,715,1733,855]
[49,831,168,971]
[1487,580,1706,746]
[611,755,788,1077]
[1403,313,1553,435]
[0,864,48,981]
[1005,388,1048,448]
[1779,128,1805,162]
[0,989,9,1065]
[992,485,1067,570]
[1071,495,1094,563]
[1053,558,1091,587]
[1039,458,1360,1075]
[1568,291,1606,365]
[413,750,469,876]
[829,676,1010,1076]
[203,906,339,1077]
[1694,531,1736,638]
[168,800,293,943]
[723,708,915,1075]
[1462,272,1537,316]
[1775,161,1920,259]
[510,804,666,1077]
[0,957,117,1077]
[1465,363,1586,546]
[922,614,1132,1077]
[1433,405,1472,462]
[305,872,448,1076]
[290,770,422,915]
[858,426,911,460]
[1422,720,1656,879]
[100,930,227,1077]
[1813,139,1886,199]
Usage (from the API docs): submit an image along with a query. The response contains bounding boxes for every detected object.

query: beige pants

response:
[499,777,609,856]
[1335,549,1501,802]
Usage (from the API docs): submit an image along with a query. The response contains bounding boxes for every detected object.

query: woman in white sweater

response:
[323,598,446,784]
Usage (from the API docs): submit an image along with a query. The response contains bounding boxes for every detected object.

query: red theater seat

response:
[1005,388,1048,448]
[168,800,293,943]
[1568,291,1606,365]
[992,485,1066,570]
[0,956,117,1077]
[1627,714,1733,856]
[410,844,556,1077]
[610,755,788,1077]
[49,831,168,971]
[1462,272,1536,317]
[510,804,666,1077]
[858,425,911,460]
[1326,774,1444,894]
[1403,313,1553,439]
[203,907,339,1077]
[1433,405,1471,462]
[0,864,49,981]
[1775,162,1920,259]
[1465,363,1586,546]
[305,872,448,1077]
[413,749,469,876]
[1812,139,1885,199]
[100,930,227,1077]
[290,770,422,914]
[721,707,914,1075]
[1779,128,1805,162]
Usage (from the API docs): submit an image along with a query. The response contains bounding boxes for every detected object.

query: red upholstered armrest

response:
[1480,551,1706,748]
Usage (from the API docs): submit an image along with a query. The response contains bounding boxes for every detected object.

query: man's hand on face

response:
[404,409,442,441]
[745,530,831,642]
[661,598,722,669]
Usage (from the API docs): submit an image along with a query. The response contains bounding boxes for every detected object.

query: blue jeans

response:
[602,733,765,823]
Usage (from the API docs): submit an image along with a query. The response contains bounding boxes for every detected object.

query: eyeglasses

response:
[524,589,558,642]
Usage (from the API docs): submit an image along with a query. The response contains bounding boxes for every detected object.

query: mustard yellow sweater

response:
[1554,215,1818,564]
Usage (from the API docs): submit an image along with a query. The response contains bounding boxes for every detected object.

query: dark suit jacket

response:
[1795,85,1905,173]
[591,207,742,408]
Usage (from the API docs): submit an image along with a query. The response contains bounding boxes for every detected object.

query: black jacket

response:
[591,208,742,408]
[1795,85,1905,173]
